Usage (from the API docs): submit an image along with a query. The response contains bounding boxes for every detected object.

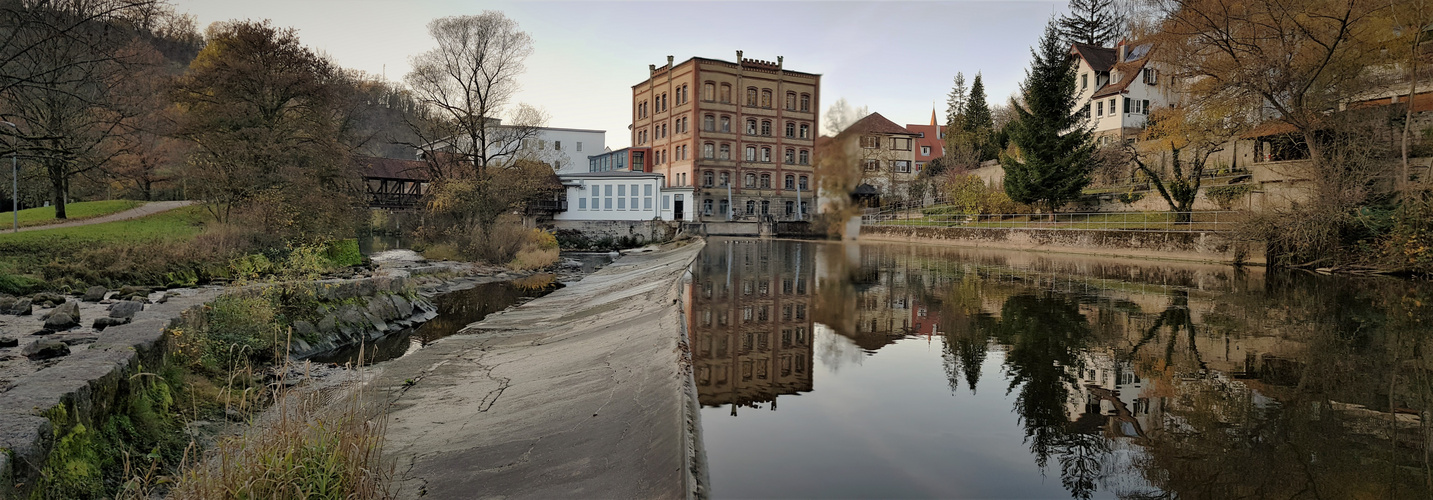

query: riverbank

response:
[860,225,1263,266]
[370,240,706,499]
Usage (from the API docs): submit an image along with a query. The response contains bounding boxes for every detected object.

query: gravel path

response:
[13,200,194,232]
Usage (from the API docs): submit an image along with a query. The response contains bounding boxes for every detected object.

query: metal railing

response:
[862,207,1239,233]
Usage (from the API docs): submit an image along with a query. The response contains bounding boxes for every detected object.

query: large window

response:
[720,144,731,160]
[744,173,756,188]
[704,115,715,131]
[894,160,911,173]
[785,92,796,110]
[761,120,771,136]
[703,82,715,101]
[746,200,756,215]
[761,147,771,162]
[799,175,809,191]
[784,174,795,189]
[746,87,758,106]
[799,149,809,164]
[703,171,714,187]
[719,172,730,186]
[800,93,810,112]
[760,89,772,108]
[890,137,911,150]
[720,116,731,133]
[760,173,771,188]
[784,148,795,164]
[720,84,731,103]
[745,146,756,161]
[746,119,757,135]
[785,122,795,138]
[861,136,879,148]
[703,143,714,159]
[799,124,809,139]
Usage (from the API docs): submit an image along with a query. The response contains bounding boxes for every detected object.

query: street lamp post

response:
[2,121,15,233]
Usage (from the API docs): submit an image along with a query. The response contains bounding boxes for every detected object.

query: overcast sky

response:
[177,0,1066,149]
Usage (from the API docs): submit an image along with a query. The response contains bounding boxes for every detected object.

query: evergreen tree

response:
[1001,21,1095,214]
[945,72,967,129]
[962,73,996,161]
[1057,0,1127,47]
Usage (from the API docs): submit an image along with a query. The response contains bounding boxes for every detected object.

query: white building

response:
[521,126,606,174]
[1071,40,1176,145]
[554,171,695,222]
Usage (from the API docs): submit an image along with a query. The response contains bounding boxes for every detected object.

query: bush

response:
[173,294,283,374]
[1387,194,1433,274]
[323,239,362,268]
[1206,184,1253,210]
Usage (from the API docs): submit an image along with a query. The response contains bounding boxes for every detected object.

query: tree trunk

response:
[1403,29,1420,199]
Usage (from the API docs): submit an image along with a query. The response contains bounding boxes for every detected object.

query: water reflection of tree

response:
[939,276,995,393]
[996,292,1107,500]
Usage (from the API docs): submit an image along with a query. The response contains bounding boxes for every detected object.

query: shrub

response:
[173,294,283,374]
[1206,184,1253,210]
[322,239,362,268]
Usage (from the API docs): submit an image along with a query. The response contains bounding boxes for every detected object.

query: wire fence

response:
[862,207,1240,233]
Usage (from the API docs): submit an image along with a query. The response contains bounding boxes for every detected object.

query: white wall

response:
[556,177,664,221]
[537,128,606,174]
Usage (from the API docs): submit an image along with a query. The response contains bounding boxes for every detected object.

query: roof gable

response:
[1071,43,1117,72]
[840,112,915,137]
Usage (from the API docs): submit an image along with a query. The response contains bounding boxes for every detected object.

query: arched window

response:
[784,148,795,164]
[704,114,715,131]
[799,124,810,139]
[745,200,756,214]
[800,93,811,112]
[720,116,731,132]
[760,120,771,136]
[761,147,771,162]
[720,84,732,103]
[703,199,714,215]
[760,89,772,108]
[720,143,731,160]
[799,175,809,191]
[744,173,756,188]
[746,87,758,106]
[784,174,796,190]
[703,171,714,187]
[799,149,810,164]
[719,171,730,186]
[703,143,715,159]
[703,82,715,101]
[744,146,756,161]
[786,92,796,110]
[759,173,771,188]
[746,119,757,135]
[785,122,795,138]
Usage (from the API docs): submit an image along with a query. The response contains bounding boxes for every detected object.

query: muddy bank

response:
[369,241,706,499]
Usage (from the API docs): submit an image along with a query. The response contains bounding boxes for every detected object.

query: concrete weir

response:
[373,240,707,499]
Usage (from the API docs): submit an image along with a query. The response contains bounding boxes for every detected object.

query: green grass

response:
[0,205,204,246]
[0,199,142,228]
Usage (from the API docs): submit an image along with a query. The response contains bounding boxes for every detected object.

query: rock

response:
[43,312,78,330]
[30,329,53,336]
[317,314,337,334]
[338,306,365,330]
[108,300,143,319]
[21,339,69,360]
[82,286,107,302]
[60,335,98,346]
[0,337,16,348]
[118,285,149,299]
[0,296,14,311]
[92,317,131,331]
[42,301,80,322]
[31,292,65,307]
[10,298,32,315]
[154,295,168,304]
[293,320,316,337]
[391,295,414,318]
[367,295,398,321]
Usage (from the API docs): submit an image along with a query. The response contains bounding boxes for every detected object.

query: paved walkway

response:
[13,200,193,232]
[372,241,705,499]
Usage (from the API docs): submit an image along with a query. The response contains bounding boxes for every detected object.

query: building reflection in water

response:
[688,239,815,414]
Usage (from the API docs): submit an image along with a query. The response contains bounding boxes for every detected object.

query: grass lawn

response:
[0,199,143,228]
[0,204,204,245]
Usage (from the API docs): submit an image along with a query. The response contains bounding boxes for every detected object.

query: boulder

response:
[293,320,316,337]
[43,312,78,331]
[9,297,32,315]
[31,292,65,307]
[82,286,108,302]
[108,300,143,319]
[43,301,80,322]
[0,337,17,348]
[366,295,398,321]
[22,339,69,360]
[0,296,14,311]
[317,314,337,334]
[118,285,149,299]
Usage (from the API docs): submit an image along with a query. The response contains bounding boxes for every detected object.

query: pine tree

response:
[945,72,967,129]
[1001,21,1095,214]
[1057,0,1127,47]
[962,73,996,161]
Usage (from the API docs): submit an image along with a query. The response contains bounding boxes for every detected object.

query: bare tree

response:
[823,97,869,136]
[405,11,539,176]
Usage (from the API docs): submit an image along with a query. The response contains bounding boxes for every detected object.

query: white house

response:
[1071,40,1176,144]
[555,171,695,222]
[516,126,606,174]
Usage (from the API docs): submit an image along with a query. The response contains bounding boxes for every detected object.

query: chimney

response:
[1117,39,1126,62]
[667,55,673,67]
[736,50,743,63]
[649,64,655,75]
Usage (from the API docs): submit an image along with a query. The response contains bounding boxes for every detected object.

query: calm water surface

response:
[689,238,1433,499]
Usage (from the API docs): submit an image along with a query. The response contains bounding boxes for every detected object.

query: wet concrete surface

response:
[371,241,704,499]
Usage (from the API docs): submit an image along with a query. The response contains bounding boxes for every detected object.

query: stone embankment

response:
[0,256,495,499]
[861,225,1263,265]
[371,241,706,499]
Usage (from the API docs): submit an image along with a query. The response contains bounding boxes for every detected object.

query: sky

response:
[177,0,1067,149]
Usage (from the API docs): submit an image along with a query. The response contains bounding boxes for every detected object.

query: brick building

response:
[632,52,820,221]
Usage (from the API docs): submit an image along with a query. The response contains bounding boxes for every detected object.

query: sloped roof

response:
[840,112,916,137]
[357,156,429,181]
[1090,59,1149,99]
[1071,43,1117,72]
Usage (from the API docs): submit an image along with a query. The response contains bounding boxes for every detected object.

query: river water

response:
[688,238,1433,499]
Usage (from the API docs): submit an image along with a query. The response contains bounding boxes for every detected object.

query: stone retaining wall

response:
[552,219,679,243]
[861,225,1263,265]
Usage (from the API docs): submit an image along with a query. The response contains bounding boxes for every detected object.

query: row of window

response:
[638,116,813,145]
[576,183,656,212]
[700,82,813,112]
[701,198,809,218]
[701,170,810,190]
[862,159,913,173]
[1093,97,1151,118]
[860,136,912,150]
[637,83,695,119]
[700,143,811,165]
[1080,68,1162,93]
